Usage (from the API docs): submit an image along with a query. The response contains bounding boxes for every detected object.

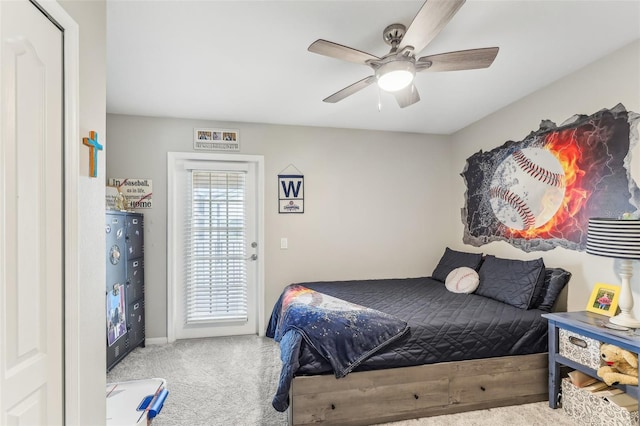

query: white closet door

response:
[0,0,64,424]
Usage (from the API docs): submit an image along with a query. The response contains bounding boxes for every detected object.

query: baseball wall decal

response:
[489,147,566,230]
[462,105,638,252]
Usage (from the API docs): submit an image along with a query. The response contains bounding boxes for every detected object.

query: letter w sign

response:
[278,174,304,213]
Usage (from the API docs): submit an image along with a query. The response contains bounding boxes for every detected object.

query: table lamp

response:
[586,217,640,328]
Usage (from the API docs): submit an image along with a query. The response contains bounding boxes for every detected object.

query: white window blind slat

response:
[184,170,248,324]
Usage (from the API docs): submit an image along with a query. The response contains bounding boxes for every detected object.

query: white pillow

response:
[445,267,480,294]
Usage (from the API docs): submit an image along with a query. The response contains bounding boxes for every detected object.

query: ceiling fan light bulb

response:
[376,61,415,92]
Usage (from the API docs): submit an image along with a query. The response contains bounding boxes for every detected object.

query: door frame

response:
[26,1,81,424]
[167,152,265,343]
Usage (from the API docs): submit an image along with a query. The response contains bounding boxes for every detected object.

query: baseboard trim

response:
[145,337,169,345]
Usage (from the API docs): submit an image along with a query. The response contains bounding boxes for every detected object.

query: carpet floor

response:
[106,335,579,425]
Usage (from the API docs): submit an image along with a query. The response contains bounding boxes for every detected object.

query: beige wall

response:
[106,117,451,338]
[450,40,640,313]
[59,0,106,423]
[107,41,640,339]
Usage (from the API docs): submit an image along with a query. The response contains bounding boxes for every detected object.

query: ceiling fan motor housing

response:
[383,23,406,47]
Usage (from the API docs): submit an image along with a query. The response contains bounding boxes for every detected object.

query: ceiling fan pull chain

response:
[377,87,382,112]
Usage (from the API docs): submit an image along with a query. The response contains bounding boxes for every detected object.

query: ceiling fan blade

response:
[417,47,499,72]
[399,0,466,54]
[323,76,376,103]
[309,39,380,65]
[393,84,420,108]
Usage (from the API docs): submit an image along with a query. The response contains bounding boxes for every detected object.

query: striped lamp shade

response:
[586,218,640,259]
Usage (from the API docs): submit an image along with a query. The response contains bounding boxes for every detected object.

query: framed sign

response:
[279,174,304,213]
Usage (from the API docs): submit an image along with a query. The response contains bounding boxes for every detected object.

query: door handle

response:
[247,254,258,261]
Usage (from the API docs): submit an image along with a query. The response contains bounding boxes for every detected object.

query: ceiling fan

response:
[308,0,499,108]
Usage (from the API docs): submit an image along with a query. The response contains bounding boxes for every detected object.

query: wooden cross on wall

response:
[83,130,103,178]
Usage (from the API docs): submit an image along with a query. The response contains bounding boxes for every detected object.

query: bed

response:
[267,249,571,425]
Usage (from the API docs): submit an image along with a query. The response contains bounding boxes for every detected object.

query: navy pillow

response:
[475,255,546,309]
[531,268,572,312]
[431,247,483,283]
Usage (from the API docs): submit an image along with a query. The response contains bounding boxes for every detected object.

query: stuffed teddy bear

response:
[596,343,639,386]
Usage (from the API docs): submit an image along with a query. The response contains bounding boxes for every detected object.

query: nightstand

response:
[543,311,640,413]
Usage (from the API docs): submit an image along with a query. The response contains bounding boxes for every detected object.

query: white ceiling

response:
[106,0,640,135]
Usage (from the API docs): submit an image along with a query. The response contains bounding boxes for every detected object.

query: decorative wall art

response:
[278,164,304,214]
[83,130,103,178]
[462,104,640,252]
[194,128,239,151]
[107,178,153,209]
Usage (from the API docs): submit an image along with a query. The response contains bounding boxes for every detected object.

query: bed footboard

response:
[288,353,548,425]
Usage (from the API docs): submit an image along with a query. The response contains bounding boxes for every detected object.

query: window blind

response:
[185,170,247,324]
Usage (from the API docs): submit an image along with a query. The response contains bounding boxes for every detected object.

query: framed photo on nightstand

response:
[586,282,620,316]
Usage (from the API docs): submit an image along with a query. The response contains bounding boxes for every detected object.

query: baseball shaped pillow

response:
[445,267,480,294]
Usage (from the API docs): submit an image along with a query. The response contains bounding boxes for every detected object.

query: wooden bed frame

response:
[288,352,548,425]
[285,280,566,425]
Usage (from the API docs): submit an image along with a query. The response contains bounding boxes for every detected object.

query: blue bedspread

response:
[266,284,409,411]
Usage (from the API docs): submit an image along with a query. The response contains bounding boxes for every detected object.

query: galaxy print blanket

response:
[266,284,409,411]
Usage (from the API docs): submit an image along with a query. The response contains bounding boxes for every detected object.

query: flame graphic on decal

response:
[509,129,590,239]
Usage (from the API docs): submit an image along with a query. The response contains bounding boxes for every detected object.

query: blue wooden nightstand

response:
[543,311,640,412]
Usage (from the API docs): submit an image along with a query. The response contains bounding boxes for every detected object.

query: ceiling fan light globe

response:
[376,61,415,92]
